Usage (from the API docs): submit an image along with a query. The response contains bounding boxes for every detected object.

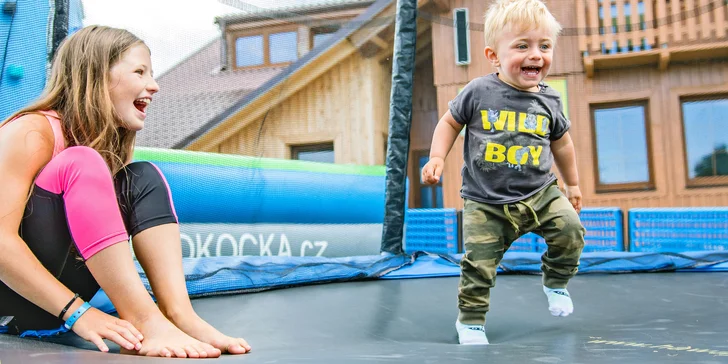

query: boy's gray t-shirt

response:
[448,73,570,204]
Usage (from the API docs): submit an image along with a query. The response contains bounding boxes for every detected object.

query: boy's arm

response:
[430,110,465,160]
[551,132,582,213]
[551,132,578,186]
[422,111,464,184]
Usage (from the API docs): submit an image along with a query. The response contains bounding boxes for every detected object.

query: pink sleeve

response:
[34,146,129,259]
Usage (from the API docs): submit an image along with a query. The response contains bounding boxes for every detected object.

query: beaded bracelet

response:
[64,302,91,330]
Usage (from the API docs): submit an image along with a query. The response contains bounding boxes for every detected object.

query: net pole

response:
[380,0,417,255]
[49,0,68,63]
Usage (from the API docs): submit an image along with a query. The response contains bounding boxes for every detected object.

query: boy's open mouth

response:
[521,66,541,77]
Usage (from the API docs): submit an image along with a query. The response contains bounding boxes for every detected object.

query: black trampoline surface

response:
[1,272,727,363]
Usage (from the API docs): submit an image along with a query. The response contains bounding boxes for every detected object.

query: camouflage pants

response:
[458,183,585,325]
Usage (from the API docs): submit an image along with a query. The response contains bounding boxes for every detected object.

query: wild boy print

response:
[478,101,550,172]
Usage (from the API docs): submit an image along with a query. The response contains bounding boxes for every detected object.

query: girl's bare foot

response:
[169,311,251,355]
[120,316,222,358]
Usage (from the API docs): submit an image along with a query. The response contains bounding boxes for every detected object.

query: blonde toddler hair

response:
[483,0,562,49]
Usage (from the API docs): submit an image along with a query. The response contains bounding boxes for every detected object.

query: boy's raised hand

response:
[421,157,444,185]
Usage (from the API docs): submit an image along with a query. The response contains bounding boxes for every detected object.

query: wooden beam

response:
[375,22,431,62]
[226,9,365,31]
[658,49,670,71]
[576,0,587,53]
[369,35,389,49]
[584,56,594,78]
[581,41,728,78]
[416,0,432,8]
[348,3,396,48]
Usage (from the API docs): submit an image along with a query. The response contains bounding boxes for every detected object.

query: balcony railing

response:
[577,0,728,75]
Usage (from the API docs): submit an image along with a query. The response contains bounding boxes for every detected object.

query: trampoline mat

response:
[1,272,727,363]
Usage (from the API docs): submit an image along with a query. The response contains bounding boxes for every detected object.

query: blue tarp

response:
[6,250,728,338]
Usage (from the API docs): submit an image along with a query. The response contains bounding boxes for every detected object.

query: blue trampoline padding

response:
[127,250,728,299]
[154,161,386,224]
[11,250,728,338]
[379,253,461,279]
[382,250,728,279]
[146,254,413,297]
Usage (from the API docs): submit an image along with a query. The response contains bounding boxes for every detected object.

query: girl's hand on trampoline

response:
[421,157,444,185]
[71,307,144,353]
[565,185,582,214]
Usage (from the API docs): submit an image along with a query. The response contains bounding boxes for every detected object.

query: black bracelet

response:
[58,293,80,320]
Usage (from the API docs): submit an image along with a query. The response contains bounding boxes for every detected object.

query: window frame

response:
[310,25,340,49]
[590,100,655,193]
[291,142,335,163]
[679,94,728,188]
[232,26,299,70]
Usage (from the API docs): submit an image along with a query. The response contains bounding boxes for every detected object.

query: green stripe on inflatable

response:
[133,147,386,176]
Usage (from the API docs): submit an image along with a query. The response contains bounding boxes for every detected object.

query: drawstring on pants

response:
[503,201,541,235]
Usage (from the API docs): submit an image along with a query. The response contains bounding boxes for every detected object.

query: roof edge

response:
[215,0,376,25]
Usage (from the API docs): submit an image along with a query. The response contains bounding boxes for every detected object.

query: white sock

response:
[455,320,489,345]
[543,286,574,317]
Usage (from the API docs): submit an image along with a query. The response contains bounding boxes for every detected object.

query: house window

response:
[453,8,470,65]
[269,31,297,63]
[291,143,334,163]
[235,35,264,67]
[591,102,654,192]
[681,96,728,187]
[311,25,339,48]
[234,30,298,69]
[414,151,443,208]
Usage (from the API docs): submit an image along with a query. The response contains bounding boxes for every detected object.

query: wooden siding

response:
[409,54,440,153]
[216,53,393,165]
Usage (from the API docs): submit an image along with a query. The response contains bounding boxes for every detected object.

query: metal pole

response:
[380,0,417,255]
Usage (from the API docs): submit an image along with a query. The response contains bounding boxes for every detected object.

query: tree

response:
[694,144,728,177]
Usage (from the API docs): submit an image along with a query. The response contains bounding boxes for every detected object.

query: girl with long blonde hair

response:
[0,25,250,358]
